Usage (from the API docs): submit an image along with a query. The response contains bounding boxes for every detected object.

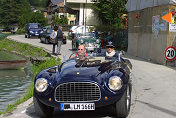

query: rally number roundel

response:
[165,46,176,61]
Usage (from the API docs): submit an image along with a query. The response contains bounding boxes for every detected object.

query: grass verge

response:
[0,38,61,115]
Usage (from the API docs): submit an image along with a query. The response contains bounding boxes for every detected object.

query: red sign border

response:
[165,46,176,61]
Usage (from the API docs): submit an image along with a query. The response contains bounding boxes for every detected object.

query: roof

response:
[51,0,64,5]
[126,0,176,12]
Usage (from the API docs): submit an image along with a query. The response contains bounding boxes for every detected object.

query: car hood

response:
[60,60,99,78]
[29,28,42,32]
[58,59,124,84]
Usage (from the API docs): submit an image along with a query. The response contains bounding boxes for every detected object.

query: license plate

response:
[60,103,95,111]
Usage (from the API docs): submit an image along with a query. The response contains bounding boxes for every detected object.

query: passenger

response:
[105,41,119,59]
[73,45,88,60]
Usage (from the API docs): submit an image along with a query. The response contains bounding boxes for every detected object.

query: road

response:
[1,35,176,118]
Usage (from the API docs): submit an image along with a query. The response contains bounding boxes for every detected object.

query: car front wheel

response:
[33,96,54,118]
[115,84,131,118]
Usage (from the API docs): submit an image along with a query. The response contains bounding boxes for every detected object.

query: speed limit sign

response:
[165,46,176,61]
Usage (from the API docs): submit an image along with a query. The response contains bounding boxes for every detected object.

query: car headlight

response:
[96,39,100,43]
[35,78,48,92]
[80,39,84,43]
[30,31,33,33]
[40,31,43,33]
[108,76,122,91]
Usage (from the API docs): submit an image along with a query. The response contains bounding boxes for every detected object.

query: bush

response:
[17,28,25,34]
[53,16,68,26]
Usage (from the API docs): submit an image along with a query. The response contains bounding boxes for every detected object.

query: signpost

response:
[164,46,176,61]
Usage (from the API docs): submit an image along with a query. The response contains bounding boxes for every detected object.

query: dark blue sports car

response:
[33,54,132,118]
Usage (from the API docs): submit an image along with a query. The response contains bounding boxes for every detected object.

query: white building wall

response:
[86,8,99,26]
[79,4,99,26]
[66,0,94,3]
[79,4,84,25]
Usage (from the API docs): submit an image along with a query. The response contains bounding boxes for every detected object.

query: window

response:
[70,21,74,25]
[68,14,71,17]
[60,15,64,18]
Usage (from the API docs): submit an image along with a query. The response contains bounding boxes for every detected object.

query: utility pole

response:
[85,0,87,33]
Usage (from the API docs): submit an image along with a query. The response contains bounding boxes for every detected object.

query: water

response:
[0,33,8,40]
[0,52,32,111]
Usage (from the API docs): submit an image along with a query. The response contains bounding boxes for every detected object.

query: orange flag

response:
[162,12,171,23]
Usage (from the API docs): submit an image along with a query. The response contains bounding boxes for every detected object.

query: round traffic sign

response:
[164,46,176,61]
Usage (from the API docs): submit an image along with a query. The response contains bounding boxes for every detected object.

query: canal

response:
[0,35,33,112]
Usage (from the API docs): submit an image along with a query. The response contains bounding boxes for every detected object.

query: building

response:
[64,0,99,26]
[54,1,76,25]
[45,0,77,25]
[126,0,176,66]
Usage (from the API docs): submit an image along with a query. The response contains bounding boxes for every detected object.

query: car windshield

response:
[29,24,39,29]
[81,33,95,37]
[68,53,119,67]
[46,29,53,33]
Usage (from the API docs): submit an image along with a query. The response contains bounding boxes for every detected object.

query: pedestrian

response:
[50,26,58,55]
[56,26,63,55]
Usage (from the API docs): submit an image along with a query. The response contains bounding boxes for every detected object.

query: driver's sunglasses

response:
[78,49,84,51]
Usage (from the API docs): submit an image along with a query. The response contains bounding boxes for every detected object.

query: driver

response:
[73,45,88,60]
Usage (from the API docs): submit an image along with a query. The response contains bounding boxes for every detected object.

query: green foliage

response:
[17,28,25,34]
[91,0,127,27]
[95,24,122,33]
[29,0,47,8]
[53,16,68,26]
[19,11,47,28]
[0,39,48,57]
[30,12,47,27]
[0,0,47,29]
[0,0,31,27]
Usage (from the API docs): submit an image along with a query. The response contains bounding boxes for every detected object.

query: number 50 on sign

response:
[165,46,176,61]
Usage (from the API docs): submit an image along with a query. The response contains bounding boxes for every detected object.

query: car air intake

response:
[55,82,101,102]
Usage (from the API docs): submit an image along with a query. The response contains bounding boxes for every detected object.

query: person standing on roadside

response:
[50,26,58,55]
[56,26,63,55]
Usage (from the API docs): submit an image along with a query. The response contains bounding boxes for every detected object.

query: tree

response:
[0,0,31,28]
[91,0,128,27]
[53,16,68,26]
[29,0,47,8]
[30,12,47,27]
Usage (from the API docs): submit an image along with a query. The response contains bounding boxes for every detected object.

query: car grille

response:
[55,82,101,102]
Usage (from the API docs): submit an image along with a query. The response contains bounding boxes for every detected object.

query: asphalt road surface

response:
[1,35,176,118]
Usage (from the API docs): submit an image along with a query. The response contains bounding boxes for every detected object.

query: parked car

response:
[25,23,43,38]
[72,32,101,52]
[33,53,132,118]
[40,27,67,44]
[68,25,78,36]
[40,28,54,44]
[68,25,90,36]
